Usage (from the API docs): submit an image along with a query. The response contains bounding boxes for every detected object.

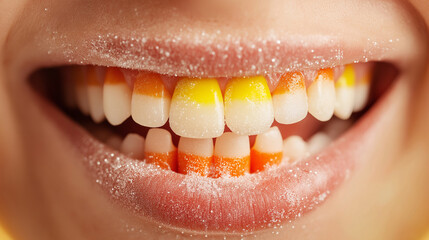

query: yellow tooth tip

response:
[173,78,223,104]
[225,76,271,102]
[336,65,355,88]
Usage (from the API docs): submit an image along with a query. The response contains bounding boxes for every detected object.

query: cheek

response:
[0,76,25,178]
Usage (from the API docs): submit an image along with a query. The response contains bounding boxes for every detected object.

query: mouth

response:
[29,56,399,232]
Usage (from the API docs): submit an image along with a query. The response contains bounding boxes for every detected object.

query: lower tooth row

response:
[111,127,331,177]
[64,64,371,138]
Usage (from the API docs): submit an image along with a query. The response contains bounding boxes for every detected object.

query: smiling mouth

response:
[30,53,398,231]
[34,62,388,175]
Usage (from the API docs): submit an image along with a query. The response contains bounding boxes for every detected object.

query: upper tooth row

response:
[63,64,371,138]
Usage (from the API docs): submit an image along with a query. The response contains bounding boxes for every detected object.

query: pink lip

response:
[33,69,398,233]
[87,34,380,78]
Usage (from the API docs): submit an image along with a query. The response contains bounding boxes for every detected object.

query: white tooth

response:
[120,133,145,159]
[178,137,213,176]
[334,65,355,120]
[213,132,250,177]
[272,72,308,124]
[252,127,283,153]
[145,128,177,171]
[307,69,336,121]
[224,76,274,136]
[145,128,175,153]
[87,67,105,123]
[169,78,224,138]
[106,135,122,150]
[251,127,283,172]
[353,71,371,112]
[74,67,90,115]
[283,135,308,163]
[103,68,132,125]
[307,132,332,154]
[131,73,171,128]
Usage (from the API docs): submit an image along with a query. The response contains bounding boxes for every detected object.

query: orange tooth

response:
[144,129,177,171]
[131,72,171,127]
[178,138,213,176]
[178,153,212,176]
[250,151,283,173]
[273,72,306,94]
[133,72,167,97]
[250,127,283,173]
[212,156,250,178]
[212,133,250,178]
[145,152,177,171]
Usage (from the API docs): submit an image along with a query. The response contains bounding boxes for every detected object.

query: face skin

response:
[0,0,428,239]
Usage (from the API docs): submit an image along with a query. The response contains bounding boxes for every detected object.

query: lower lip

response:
[34,77,399,233]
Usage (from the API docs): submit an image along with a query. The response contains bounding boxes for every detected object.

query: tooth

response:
[120,133,145,159]
[178,137,213,176]
[272,72,308,124]
[307,132,332,154]
[334,65,355,120]
[354,71,371,112]
[103,68,132,125]
[250,127,283,173]
[144,128,177,171]
[170,78,224,138]
[307,69,336,121]
[131,72,171,127]
[283,135,308,163]
[213,132,250,177]
[224,76,274,135]
[87,66,105,123]
[73,67,90,115]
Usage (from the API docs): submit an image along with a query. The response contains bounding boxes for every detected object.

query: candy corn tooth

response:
[250,127,283,173]
[224,76,274,135]
[213,132,250,177]
[170,78,224,138]
[120,133,145,159]
[354,71,371,112]
[283,135,308,163]
[178,137,213,176]
[307,132,332,155]
[131,72,171,127]
[87,66,105,123]
[73,67,90,115]
[307,68,336,121]
[334,65,356,120]
[103,68,132,125]
[144,128,177,171]
[272,72,308,124]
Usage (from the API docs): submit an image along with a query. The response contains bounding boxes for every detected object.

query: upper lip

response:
[5,1,425,80]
